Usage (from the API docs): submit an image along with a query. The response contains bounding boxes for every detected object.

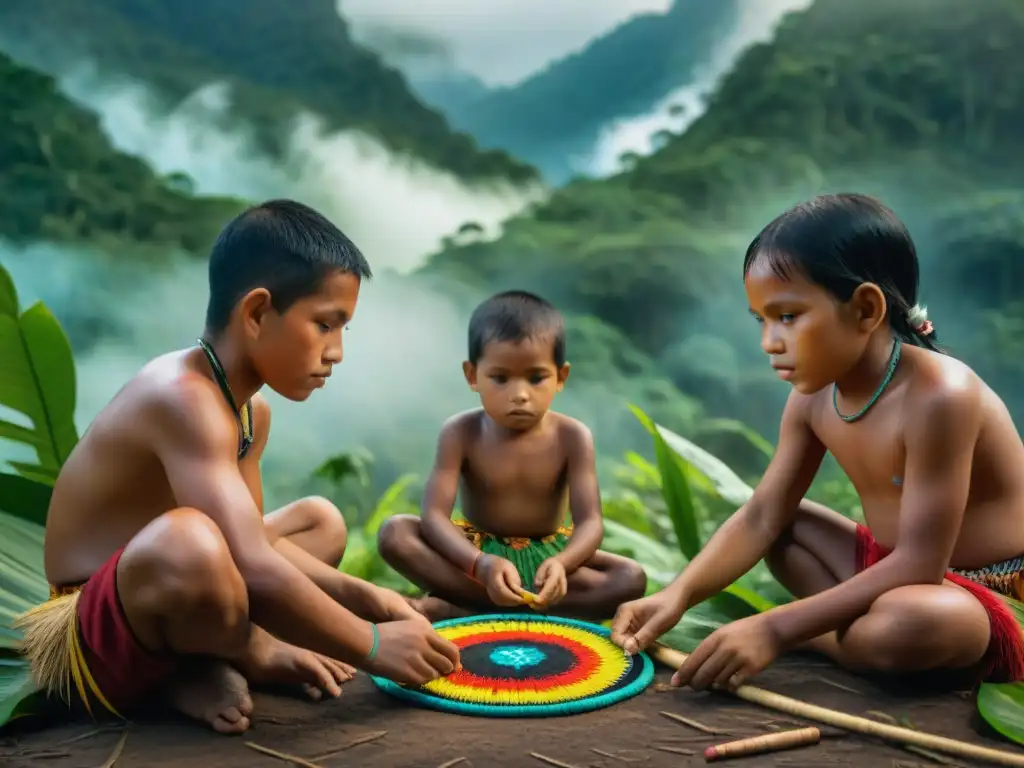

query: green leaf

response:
[630,405,703,559]
[700,418,776,460]
[602,518,683,585]
[723,582,778,613]
[363,474,418,537]
[0,473,52,527]
[0,293,79,471]
[630,404,754,507]
[0,263,18,319]
[8,462,59,488]
[0,657,40,730]
[978,681,1024,746]
[0,510,48,652]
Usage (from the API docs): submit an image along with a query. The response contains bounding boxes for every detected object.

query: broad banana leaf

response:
[0,473,52,527]
[0,509,47,728]
[0,262,79,481]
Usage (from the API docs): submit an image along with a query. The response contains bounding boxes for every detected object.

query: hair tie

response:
[907,303,933,337]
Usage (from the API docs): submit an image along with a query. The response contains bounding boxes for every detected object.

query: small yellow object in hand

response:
[520,589,540,605]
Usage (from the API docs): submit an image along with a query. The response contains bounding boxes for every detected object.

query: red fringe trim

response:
[855,524,1024,683]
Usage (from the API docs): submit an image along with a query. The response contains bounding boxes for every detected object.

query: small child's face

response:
[464,335,569,430]
[744,259,871,394]
[251,269,362,401]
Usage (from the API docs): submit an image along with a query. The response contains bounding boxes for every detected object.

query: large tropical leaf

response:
[978,681,1024,747]
[0,508,46,729]
[0,510,48,651]
[976,595,1024,745]
[0,657,41,730]
[630,404,755,507]
[0,473,52,527]
[630,405,703,559]
[0,262,79,478]
[602,518,683,586]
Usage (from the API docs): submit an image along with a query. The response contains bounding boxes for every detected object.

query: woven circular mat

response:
[370,613,655,717]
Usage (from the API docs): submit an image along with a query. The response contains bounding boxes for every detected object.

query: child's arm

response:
[663,392,827,610]
[156,383,459,680]
[420,416,484,576]
[763,379,983,648]
[552,420,603,573]
[240,397,419,622]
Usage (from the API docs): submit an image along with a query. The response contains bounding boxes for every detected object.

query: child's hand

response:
[671,613,782,692]
[532,558,568,609]
[610,591,684,654]
[477,554,525,606]
[366,619,462,686]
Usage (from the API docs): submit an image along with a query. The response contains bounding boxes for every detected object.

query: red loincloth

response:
[855,524,1024,683]
[56,547,177,715]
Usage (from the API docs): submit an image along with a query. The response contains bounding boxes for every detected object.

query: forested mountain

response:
[0,0,538,183]
[429,0,740,182]
[421,0,1024,452]
[0,51,242,252]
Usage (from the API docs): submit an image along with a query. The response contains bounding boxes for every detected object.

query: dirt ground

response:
[3,654,1023,767]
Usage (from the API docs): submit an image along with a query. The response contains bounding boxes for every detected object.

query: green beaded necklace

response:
[832,337,902,423]
[197,338,254,458]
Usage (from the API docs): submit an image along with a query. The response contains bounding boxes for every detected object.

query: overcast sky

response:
[337,0,673,86]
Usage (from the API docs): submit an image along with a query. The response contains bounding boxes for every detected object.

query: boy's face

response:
[744,259,872,395]
[463,335,570,431]
[248,269,362,401]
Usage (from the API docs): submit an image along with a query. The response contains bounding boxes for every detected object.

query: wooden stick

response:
[245,741,326,768]
[649,643,1024,767]
[530,752,581,768]
[99,731,128,768]
[308,730,387,761]
[659,710,728,734]
[704,727,820,762]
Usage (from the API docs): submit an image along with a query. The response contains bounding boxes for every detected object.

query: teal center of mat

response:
[489,645,546,670]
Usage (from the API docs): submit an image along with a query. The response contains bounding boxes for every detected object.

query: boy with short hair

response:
[17,199,460,734]
[378,290,647,621]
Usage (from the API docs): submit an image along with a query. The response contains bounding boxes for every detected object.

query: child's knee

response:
[847,588,989,672]
[619,559,648,600]
[376,514,421,564]
[122,508,247,622]
[300,495,348,560]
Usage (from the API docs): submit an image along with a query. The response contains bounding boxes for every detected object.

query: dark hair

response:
[467,290,566,366]
[204,199,372,335]
[743,193,942,352]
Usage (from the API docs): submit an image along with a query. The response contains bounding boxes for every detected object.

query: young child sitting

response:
[378,290,647,622]
[611,193,1024,691]
[16,199,460,734]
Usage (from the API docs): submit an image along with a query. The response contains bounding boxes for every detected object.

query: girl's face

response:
[744,258,870,395]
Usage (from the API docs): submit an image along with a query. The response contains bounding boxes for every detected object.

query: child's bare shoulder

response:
[548,412,595,453]
[439,408,486,439]
[128,351,247,458]
[903,348,984,433]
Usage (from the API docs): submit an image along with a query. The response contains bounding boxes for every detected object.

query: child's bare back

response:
[379,291,647,621]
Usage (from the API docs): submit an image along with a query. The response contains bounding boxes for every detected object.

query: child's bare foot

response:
[238,626,354,701]
[166,661,253,734]
[407,595,472,622]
